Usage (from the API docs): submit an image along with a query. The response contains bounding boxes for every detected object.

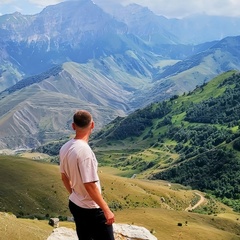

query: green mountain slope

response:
[91,70,240,211]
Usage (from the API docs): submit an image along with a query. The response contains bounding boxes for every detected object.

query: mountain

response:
[98,2,240,44]
[1,1,240,150]
[0,0,129,79]
[130,35,240,107]
[103,3,179,45]
[2,34,240,149]
[0,61,134,149]
[1,1,240,92]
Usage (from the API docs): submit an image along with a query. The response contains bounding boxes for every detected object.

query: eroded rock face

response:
[47,224,158,240]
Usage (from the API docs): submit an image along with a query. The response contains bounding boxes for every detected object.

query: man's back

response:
[60,138,100,208]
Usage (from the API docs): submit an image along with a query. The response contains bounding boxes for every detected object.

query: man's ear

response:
[72,123,76,130]
[91,121,95,129]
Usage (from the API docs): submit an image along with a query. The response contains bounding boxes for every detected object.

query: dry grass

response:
[0,212,52,240]
[0,155,70,217]
[1,208,239,240]
[115,208,240,240]
[0,157,239,240]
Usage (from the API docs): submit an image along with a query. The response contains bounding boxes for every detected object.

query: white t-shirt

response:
[59,139,101,209]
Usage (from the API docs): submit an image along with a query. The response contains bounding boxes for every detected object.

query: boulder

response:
[114,223,157,240]
[48,218,59,228]
[47,223,158,240]
[47,227,76,240]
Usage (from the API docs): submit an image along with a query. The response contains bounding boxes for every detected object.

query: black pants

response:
[69,200,115,240]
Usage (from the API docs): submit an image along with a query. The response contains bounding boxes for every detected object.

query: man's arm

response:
[84,182,115,225]
[61,173,72,194]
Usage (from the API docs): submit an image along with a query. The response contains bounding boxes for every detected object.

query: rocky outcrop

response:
[114,224,157,240]
[47,223,158,240]
[48,218,59,228]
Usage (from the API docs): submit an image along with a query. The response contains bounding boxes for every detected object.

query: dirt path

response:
[185,192,205,211]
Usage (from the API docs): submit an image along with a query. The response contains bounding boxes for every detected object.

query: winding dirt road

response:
[185,192,205,211]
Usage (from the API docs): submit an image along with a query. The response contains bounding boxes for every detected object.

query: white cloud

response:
[28,0,65,7]
[95,0,240,18]
[1,0,240,17]
[0,0,15,4]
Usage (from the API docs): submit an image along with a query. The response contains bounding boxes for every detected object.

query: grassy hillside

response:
[0,155,69,218]
[0,155,239,240]
[91,70,240,210]
[0,155,202,217]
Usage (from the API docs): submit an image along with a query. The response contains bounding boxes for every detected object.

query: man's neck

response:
[74,133,89,142]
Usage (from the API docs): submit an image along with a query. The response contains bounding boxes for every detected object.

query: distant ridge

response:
[0,65,62,96]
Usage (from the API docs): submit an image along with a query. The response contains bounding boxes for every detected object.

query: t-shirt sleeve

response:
[78,147,99,184]
[59,144,68,174]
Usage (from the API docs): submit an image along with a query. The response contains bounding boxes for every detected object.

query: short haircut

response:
[73,110,92,128]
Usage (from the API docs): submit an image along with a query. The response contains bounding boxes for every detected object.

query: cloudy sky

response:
[0,0,240,18]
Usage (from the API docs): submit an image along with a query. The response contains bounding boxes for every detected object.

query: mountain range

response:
[1,0,240,149]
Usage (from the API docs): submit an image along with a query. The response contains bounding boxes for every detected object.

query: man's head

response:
[72,110,94,130]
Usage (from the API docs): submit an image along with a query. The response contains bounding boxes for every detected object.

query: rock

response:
[48,218,59,228]
[114,223,158,240]
[47,227,77,240]
[47,224,158,240]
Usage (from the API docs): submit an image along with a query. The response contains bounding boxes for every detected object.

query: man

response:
[59,110,115,240]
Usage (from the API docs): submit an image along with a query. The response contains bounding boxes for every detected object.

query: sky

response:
[0,0,240,18]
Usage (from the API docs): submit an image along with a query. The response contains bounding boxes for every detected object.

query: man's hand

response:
[84,182,115,225]
[61,173,72,194]
[104,208,115,225]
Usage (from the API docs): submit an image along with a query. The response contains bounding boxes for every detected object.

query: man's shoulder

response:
[60,139,73,152]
